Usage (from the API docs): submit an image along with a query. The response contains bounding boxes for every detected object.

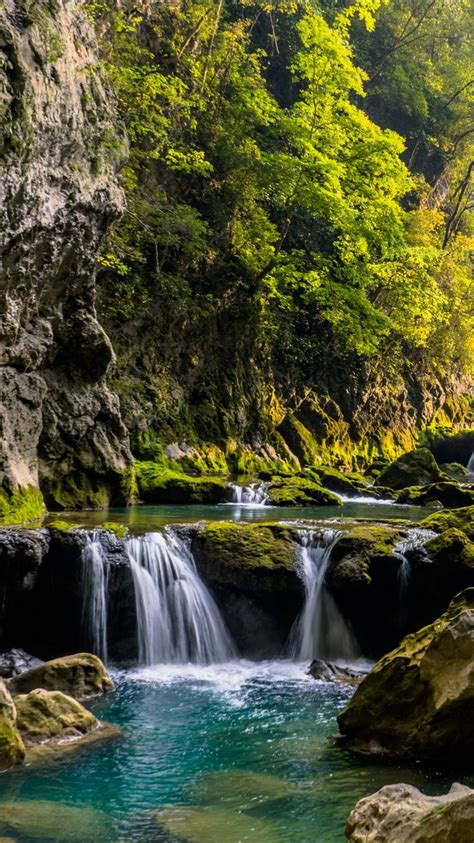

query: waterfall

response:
[289,530,360,663]
[393,528,437,623]
[227,482,269,505]
[467,452,474,476]
[80,534,109,663]
[127,531,236,665]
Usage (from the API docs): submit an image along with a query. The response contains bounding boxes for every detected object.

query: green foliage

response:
[90,0,472,448]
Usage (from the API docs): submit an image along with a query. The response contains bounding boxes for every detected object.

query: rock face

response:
[0,0,132,518]
[375,448,442,490]
[345,783,474,843]
[0,648,43,678]
[8,653,115,701]
[0,679,25,770]
[15,688,97,744]
[337,589,474,761]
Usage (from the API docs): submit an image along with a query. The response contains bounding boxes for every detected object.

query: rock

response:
[0,0,132,518]
[0,801,111,841]
[337,589,474,761]
[8,653,114,701]
[135,463,227,504]
[0,649,43,679]
[421,504,474,539]
[0,680,25,770]
[396,481,474,508]
[307,660,362,684]
[374,448,443,490]
[440,461,469,482]
[154,806,282,843]
[192,522,302,657]
[345,782,474,843]
[266,476,341,506]
[15,689,97,745]
[190,770,295,810]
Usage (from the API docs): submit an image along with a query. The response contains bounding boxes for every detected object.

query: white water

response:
[289,530,360,663]
[80,534,109,663]
[393,528,436,613]
[226,482,269,506]
[127,531,236,666]
[334,493,398,504]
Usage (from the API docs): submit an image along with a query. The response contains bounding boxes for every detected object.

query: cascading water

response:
[393,528,436,622]
[289,529,360,663]
[127,531,236,665]
[467,452,474,476]
[80,534,109,663]
[227,482,269,505]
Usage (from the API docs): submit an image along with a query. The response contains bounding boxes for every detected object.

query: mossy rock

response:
[374,448,443,491]
[424,529,474,570]
[308,466,369,496]
[266,476,341,507]
[154,805,282,843]
[136,462,227,504]
[0,486,45,526]
[396,482,474,508]
[15,689,97,745]
[0,680,25,771]
[440,462,469,482]
[101,522,128,539]
[337,589,474,761]
[421,505,474,540]
[192,522,299,592]
[8,653,114,701]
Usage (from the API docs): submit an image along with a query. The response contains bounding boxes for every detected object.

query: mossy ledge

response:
[0,486,45,526]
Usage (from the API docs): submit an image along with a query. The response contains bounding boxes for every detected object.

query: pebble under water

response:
[0,661,471,843]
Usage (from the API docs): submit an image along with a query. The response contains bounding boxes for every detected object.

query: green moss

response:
[193,522,297,591]
[0,486,45,526]
[421,505,474,540]
[136,462,227,504]
[47,520,74,533]
[267,476,341,507]
[44,473,110,511]
[101,522,128,539]
[120,465,138,503]
[375,448,443,490]
[396,482,474,508]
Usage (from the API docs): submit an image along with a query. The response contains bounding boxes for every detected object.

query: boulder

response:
[15,689,97,745]
[374,448,442,490]
[337,589,474,761]
[307,660,362,684]
[421,504,474,539]
[0,680,25,770]
[345,782,474,843]
[396,481,474,508]
[8,653,114,701]
[0,648,43,678]
[266,476,341,506]
[135,462,227,504]
[440,462,469,482]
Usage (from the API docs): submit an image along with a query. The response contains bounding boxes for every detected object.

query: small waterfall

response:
[80,534,109,663]
[127,531,236,665]
[467,452,474,476]
[393,528,436,623]
[289,530,360,663]
[227,482,269,505]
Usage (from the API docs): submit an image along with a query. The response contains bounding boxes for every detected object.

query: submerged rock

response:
[0,801,111,841]
[15,689,97,745]
[0,680,25,770]
[8,653,114,701]
[0,648,43,678]
[345,782,474,843]
[337,589,474,761]
[154,806,282,843]
[374,448,442,490]
[191,770,295,810]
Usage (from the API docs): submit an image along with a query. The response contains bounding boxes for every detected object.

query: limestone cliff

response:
[0,0,132,519]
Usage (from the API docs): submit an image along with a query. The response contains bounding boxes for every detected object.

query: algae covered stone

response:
[136,462,227,504]
[374,448,442,490]
[266,476,341,507]
[396,481,474,508]
[0,680,25,770]
[345,782,474,843]
[192,522,298,592]
[421,504,474,539]
[337,589,474,761]
[8,653,114,701]
[15,689,97,745]
[154,805,282,843]
[0,800,111,841]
